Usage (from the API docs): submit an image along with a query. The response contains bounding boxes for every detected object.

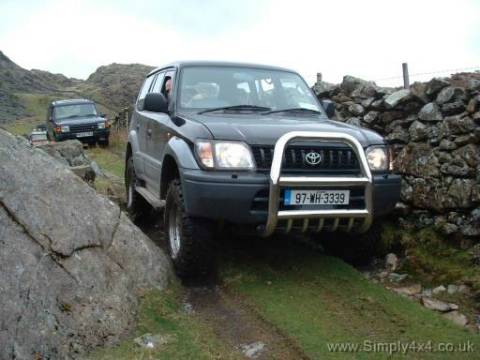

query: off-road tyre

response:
[164,179,214,278]
[125,156,150,222]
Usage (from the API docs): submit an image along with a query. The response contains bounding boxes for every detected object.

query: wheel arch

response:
[160,155,180,199]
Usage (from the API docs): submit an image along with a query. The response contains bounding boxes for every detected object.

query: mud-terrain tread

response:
[165,179,214,278]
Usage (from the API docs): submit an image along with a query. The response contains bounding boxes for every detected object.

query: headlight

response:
[365,146,389,171]
[195,140,255,170]
[61,125,70,133]
[98,122,106,129]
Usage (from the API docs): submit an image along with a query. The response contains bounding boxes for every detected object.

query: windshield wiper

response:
[59,114,97,120]
[262,107,322,115]
[198,105,271,115]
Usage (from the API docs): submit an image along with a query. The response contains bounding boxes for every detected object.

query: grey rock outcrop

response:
[37,140,96,183]
[0,130,171,359]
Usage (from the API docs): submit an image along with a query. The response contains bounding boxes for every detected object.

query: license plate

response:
[284,189,350,205]
[76,132,93,138]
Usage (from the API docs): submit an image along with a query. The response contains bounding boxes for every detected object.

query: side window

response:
[151,72,165,93]
[137,75,155,110]
[160,71,176,99]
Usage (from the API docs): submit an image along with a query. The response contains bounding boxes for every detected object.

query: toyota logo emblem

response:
[305,151,322,165]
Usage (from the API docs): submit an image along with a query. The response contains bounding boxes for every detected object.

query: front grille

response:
[69,123,97,133]
[251,145,360,173]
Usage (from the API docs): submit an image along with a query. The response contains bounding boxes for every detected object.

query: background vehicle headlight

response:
[98,122,106,129]
[365,146,389,171]
[61,125,70,133]
[195,140,255,170]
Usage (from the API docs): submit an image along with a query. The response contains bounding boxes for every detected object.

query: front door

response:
[144,70,175,195]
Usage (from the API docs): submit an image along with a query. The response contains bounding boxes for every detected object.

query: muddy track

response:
[185,285,310,359]
[139,213,310,359]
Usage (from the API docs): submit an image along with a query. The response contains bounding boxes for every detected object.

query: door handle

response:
[147,129,152,137]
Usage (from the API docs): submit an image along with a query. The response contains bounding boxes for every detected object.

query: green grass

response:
[86,143,125,179]
[86,147,124,178]
[90,286,239,359]
[381,225,480,290]
[16,92,58,120]
[220,239,479,359]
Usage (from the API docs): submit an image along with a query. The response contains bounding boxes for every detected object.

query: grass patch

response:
[107,128,128,156]
[86,145,125,179]
[220,238,479,359]
[90,286,239,359]
[381,225,480,291]
[16,92,58,120]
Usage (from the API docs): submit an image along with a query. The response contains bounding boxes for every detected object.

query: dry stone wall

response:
[314,73,480,240]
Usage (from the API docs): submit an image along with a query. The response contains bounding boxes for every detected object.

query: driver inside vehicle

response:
[165,78,173,100]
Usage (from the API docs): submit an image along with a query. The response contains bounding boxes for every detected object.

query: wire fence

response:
[373,65,480,88]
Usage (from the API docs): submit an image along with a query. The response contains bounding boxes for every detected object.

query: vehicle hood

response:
[186,113,384,147]
[56,116,105,125]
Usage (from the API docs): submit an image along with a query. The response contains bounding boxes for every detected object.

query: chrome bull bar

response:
[260,131,373,237]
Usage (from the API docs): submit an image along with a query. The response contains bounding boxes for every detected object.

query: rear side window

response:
[137,75,155,110]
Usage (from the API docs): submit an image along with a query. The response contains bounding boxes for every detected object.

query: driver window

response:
[151,72,165,93]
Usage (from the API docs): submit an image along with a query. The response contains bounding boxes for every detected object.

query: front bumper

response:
[54,129,110,142]
[182,170,400,225]
[183,131,401,236]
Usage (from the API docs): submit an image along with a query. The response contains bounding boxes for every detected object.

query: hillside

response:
[0,50,154,124]
[81,63,155,111]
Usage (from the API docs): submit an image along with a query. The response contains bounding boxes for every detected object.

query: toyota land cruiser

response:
[125,61,401,276]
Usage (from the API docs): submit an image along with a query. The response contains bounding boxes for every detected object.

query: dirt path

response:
[184,285,309,360]
[140,213,310,359]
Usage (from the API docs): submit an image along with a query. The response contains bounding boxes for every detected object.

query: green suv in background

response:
[46,99,110,146]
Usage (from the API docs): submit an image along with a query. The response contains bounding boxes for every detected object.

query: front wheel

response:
[164,179,214,278]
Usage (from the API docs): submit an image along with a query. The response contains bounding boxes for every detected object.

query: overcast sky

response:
[1,0,479,86]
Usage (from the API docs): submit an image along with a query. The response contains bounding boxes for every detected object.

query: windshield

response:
[178,66,322,113]
[54,103,97,120]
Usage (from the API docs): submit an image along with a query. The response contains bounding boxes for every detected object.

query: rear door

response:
[132,74,156,180]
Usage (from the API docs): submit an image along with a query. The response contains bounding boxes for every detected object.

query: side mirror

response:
[144,93,168,113]
[100,113,107,118]
[321,99,335,118]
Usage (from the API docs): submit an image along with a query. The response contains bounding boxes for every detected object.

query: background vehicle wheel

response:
[165,179,214,278]
[125,156,149,221]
